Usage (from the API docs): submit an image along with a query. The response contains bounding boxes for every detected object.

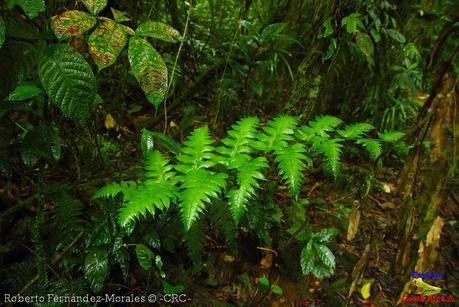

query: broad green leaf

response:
[8,83,42,101]
[6,0,45,19]
[82,0,107,15]
[315,244,336,269]
[111,8,130,23]
[20,122,61,166]
[0,17,5,48]
[341,13,361,33]
[314,228,339,243]
[386,29,406,43]
[355,32,374,66]
[84,247,109,293]
[300,240,315,275]
[258,276,270,289]
[51,10,97,41]
[322,19,334,37]
[88,19,127,70]
[128,37,168,108]
[271,284,283,295]
[136,244,154,270]
[141,129,155,156]
[38,44,96,122]
[136,21,182,43]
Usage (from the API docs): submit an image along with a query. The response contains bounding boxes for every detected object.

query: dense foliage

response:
[0,0,457,305]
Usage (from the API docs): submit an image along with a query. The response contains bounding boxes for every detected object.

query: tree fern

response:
[175,126,227,231]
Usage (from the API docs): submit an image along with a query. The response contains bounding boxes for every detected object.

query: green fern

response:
[256,115,298,151]
[274,143,311,199]
[209,201,238,252]
[92,181,138,199]
[297,115,343,141]
[378,130,405,143]
[183,216,205,268]
[175,126,227,231]
[227,155,268,224]
[315,138,343,179]
[356,138,382,160]
[337,122,374,139]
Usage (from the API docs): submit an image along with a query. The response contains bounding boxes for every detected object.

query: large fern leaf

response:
[378,130,405,143]
[179,169,227,231]
[274,143,311,198]
[337,122,374,139]
[144,150,176,183]
[356,138,382,160]
[256,115,298,151]
[297,115,343,141]
[92,181,138,199]
[227,155,267,224]
[217,117,260,162]
[176,126,216,172]
[316,138,343,179]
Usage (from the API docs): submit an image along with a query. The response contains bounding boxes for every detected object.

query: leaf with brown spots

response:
[82,0,107,15]
[52,10,96,41]
[88,19,127,70]
[128,37,168,108]
[136,21,182,43]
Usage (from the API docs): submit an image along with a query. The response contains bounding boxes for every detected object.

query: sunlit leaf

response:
[8,83,41,101]
[136,21,182,43]
[341,13,361,33]
[360,279,374,299]
[51,10,96,41]
[128,37,168,108]
[88,19,127,70]
[82,0,107,15]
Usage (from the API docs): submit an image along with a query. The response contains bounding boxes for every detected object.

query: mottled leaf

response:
[111,8,130,23]
[315,244,336,269]
[6,0,45,19]
[88,19,127,70]
[136,244,154,270]
[0,17,5,48]
[51,10,96,41]
[128,37,168,108]
[38,44,96,122]
[82,0,107,15]
[136,21,182,43]
[356,32,374,66]
[84,247,109,292]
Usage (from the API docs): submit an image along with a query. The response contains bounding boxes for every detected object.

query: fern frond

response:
[92,181,138,199]
[184,216,205,268]
[356,138,382,160]
[378,130,405,143]
[227,155,268,224]
[256,115,299,151]
[119,182,177,228]
[337,122,374,139]
[217,117,260,162]
[298,115,343,141]
[144,150,176,183]
[316,138,343,179]
[179,169,227,231]
[274,143,311,198]
[209,202,238,252]
[176,126,215,172]
[52,190,84,245]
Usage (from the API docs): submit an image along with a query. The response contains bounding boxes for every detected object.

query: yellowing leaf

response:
[360,279,374,299]
[88,19,127,70]
[136,21,182,43]
[51,10,96,41]
[104,113,115,129]
[82,0,107,15]
[346,201,361,241]
[128,37,168,108]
